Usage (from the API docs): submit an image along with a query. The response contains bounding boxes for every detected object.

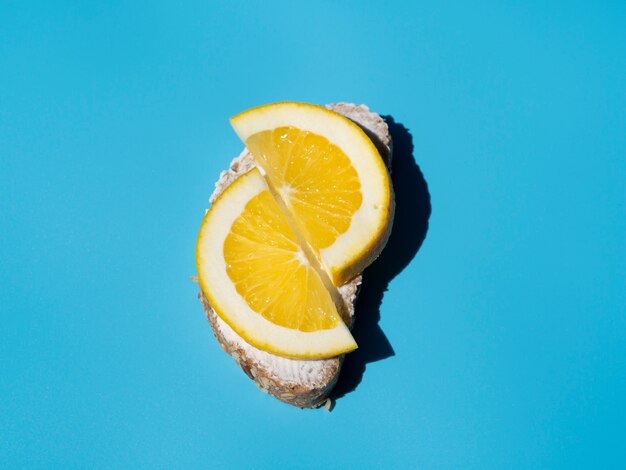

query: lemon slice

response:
[230,102,394,286]
[196,168,357,359]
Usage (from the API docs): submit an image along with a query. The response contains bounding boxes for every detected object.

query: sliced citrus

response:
[196,167,357,359]
[230,102,394,286]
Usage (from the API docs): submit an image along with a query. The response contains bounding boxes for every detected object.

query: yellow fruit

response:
[230,102,394,286]
[196,168,357,359]
[197,102,394,359]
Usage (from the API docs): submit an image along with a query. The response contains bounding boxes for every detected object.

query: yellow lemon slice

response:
[230,102,394,286]
[196,168,357,359]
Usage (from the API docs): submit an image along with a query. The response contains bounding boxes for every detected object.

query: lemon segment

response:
[230,102,393,286]
[224,190,339,332]
[245,127,363,250]
[196,168,357,359]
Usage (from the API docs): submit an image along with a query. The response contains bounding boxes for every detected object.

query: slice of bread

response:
[197,103,392,408]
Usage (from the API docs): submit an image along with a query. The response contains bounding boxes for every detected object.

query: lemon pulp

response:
[245,127,363,254]
[224,190,339,332]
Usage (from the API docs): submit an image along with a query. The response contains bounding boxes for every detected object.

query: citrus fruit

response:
[196,167,357,359]
[230,102,394,286]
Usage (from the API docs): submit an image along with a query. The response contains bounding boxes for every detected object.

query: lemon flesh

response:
[245,127,362,251]
[224,190,339,332]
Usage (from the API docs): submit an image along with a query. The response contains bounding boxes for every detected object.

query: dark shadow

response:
[331,117,431,401]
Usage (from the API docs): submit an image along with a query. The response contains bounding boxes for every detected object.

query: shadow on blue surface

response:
[332,117,431,402]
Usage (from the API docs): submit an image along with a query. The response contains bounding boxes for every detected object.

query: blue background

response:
[1,1,625,468]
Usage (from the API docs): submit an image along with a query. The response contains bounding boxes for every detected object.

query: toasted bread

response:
[197,103,392,408]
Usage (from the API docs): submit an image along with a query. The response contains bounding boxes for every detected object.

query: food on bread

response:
[196,102,393,407]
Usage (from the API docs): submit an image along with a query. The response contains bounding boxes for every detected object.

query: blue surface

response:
[1,1,625,468]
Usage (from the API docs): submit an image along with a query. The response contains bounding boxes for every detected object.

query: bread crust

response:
[197,103,391,408]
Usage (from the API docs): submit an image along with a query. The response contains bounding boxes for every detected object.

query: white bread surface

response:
[198,103,391,408]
